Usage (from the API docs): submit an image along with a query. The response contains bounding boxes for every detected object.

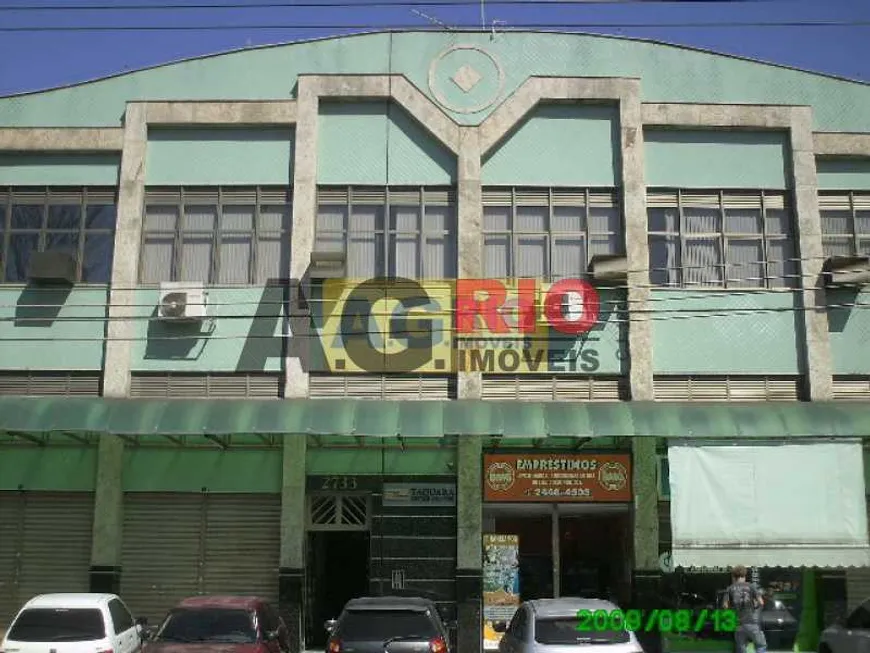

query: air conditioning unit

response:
[157,282,208,321]
[28,250,77,285]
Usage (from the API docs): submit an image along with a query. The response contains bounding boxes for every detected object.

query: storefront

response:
[481,451,633,648]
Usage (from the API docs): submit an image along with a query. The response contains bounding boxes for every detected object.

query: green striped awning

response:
[0,397,869,438]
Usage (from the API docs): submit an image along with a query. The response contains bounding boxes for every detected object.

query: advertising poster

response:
[484,453,632,502]
[483,534,520,651]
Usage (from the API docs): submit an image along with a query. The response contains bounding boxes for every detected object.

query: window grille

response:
[647,189,797,289]
[818,191,870,258]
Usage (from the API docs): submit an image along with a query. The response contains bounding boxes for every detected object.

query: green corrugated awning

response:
[1,396,870,438]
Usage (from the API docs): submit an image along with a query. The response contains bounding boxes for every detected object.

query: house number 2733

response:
[321,476,358,490]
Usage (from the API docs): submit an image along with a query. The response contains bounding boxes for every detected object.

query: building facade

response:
[2,29,870,652]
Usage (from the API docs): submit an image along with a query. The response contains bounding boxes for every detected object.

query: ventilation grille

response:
[833,377,870,401]
[307,494,370,531]
[653,376,801,401]
[0,372,101,396]
[309,374,456,399]
[316,187,456,206]
[129,373,282,398]
[481,375,625,401]
[481,188,618,207]
[145,186,291,205]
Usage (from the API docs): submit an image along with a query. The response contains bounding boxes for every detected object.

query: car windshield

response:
[7,608,106,642]
[156,608,257,644]
[336,610,438,641]
[534,618,631,645]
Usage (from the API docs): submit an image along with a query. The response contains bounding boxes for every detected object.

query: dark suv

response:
[324,596,450,653]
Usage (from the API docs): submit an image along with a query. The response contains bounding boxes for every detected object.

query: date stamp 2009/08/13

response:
[575,609,738,633]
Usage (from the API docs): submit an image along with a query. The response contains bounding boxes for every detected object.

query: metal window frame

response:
[481,187,621,282]
[314,186,457,280]
[0,187,117,284]
[646,188,795,290]
[820,191,870,259]
[140,186,292,285]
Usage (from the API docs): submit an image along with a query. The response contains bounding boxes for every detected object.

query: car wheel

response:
[819,644,832,653]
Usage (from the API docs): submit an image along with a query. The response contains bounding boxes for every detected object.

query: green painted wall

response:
[146,127,294,185]
[129,287,284,372]
[828,289,870,374]
[481,104,618,186]
[0,154,119,185]
[0,287,108,370]
[123,448,282,492]
[0,447,97,490]
[1,33,869,132]
[816,158,870,190]
[644,129,789,189]
[651,290,801,374]
[317,101,455,185]
[306,445,455,475]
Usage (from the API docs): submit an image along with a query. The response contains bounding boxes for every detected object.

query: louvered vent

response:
[309,374,456,399]
[833,377,870,401]
[653,376,800,401]
[481,375,625,401]
[0,372,101,396]
[129,373,282,398]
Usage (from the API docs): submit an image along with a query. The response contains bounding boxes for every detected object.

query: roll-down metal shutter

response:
[0,493,94,628]
[121,494,203,625]
[846,502,870,610]
[202,494,280,602]
[121,494,281,626]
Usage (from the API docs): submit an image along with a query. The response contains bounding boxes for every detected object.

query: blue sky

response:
[0,0,867,96]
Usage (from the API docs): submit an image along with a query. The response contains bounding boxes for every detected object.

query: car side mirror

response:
[324,619,338,633]
[492,621,507,633]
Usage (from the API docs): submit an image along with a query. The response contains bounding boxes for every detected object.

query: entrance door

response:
[304,493,371,649]
[306,531,369,648]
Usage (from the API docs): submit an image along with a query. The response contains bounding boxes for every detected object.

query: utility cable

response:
[1,21,869,32]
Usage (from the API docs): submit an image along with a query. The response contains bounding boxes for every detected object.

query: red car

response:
[143,596,289,653]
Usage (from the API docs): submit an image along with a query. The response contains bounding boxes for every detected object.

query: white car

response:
[1,593,143,653]
[496,598,645,653]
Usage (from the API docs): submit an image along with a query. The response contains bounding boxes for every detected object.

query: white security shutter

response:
[201,494,281,604]
[0,493,94,627]
[121,494,203,625]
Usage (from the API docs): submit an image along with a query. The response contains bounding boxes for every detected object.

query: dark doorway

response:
[305,531,369,649]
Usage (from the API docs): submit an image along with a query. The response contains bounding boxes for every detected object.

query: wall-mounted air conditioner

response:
[28,250,78,285]
[588,255,628,285]
[157,282,208,321]
[823,255,870,287]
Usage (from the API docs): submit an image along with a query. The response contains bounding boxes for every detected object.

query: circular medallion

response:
[486,461,515,492]
[597,461,628,492]
[428,44,505,115]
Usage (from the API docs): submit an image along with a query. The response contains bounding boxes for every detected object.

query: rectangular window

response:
[140,187,292,284]
[819,192,870,259]
[0,187,117,283]
[481,188,622,280]
[315,187,457,279]
[647,190,797,289]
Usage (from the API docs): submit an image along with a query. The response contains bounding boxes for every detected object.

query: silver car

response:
[819,598,870,653]
[495,598,644,653]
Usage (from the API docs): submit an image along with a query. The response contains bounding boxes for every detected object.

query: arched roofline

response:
[1,27,867,100]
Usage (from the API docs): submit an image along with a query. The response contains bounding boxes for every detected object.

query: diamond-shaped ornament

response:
[451,65,482,93]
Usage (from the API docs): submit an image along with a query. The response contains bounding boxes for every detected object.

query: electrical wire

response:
[0,252,860,311]
[0,0,776,10]
[1,21,869,31]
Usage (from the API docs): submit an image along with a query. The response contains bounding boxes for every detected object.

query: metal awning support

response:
[204,434,229,450]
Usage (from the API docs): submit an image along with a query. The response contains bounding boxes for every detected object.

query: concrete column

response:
[790,107,833,401]
[279,436,307,651]
[90,102,147,593]
[285,79,319,399]
[280,80,318,653]
[455,125,483,653]
[457,126,484,401]
[618,84,659,573]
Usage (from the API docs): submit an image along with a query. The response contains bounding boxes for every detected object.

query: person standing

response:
[722,565,767,653]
